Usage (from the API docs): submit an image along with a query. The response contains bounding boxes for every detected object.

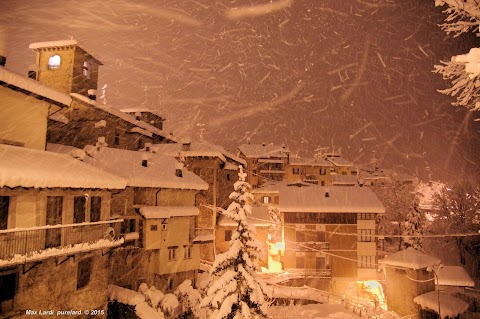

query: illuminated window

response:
[83,61,91,78]
[263,196,271,204]
[48,54,61,69]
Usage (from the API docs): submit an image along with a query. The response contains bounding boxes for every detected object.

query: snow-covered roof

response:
[0,144,126,189]
[331,174,357,185]
[414,291,469,318]
[289,157,333,167]
[120,108,165,118]
[379,248,441,270]
[80,146,208,190]
[218,206,271,227]
[238,143,290,159]
[326,156,354,167]
[436,266,475,287]
[152,141,246,166]
[29,39,78,49]
[280,186,385,214]
[251,180,311,194]
[193,233,215,242]
[70,93,176,143]
[138,206,199,219]
[0,68,71,107]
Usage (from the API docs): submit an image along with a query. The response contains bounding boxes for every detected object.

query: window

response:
[342,171,347,175]
[46,196,63,248]
[48,54,61,69]
[357,256,375,269]
[151,225,158,231]
[358,229,374,242]
[77,258,93,290]
[226,174,230,181]
[319,168,327,175]
[168,247,177,261]
[83,61,91,78]
[274,196,279,204]
[225,229,232,241]
[262,196,271,204]
[357,213,376,220]
[27,70,37,80]
[90,197,101,222]
[74,196,86,223]
[0,272,16,314]
[293,167,300,175]
[114,132,120,146]
[121,219,136,234]
[184,246,192,259]
[0,196,9,230]
[161,223,167,231]
[316,257,326,269]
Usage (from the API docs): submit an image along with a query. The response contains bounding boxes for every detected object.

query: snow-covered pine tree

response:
[403,199,424,250]
[201,166,269,319]
[267,205,281,242]
[434,0,480,113]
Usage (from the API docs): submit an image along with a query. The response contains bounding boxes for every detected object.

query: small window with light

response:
[263,196,271,204]
[83,61,91,78]
[48,54,61,69]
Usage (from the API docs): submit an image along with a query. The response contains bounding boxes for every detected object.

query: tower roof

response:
[29,39,103,65]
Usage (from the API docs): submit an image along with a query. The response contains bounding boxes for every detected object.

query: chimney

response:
[175,162,184,177]
[88,89,97,100]
[181,137,191,151]
[145,142,152,152]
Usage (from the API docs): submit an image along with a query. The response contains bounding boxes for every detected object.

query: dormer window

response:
[83,61,91,78]
[48,54,61,69]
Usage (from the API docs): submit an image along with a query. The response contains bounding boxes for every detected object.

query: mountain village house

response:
[152,140,246,262]
[284,157,334,186]
[238,143,290,188]
[252,182,385,294]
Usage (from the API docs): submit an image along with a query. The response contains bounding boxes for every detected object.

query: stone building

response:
[284,157,334,186]
[52,145,209,292]
[0,145,127,316]
[152,140,246,262]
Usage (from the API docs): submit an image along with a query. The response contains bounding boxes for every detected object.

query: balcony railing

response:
[289,241,330,251]
[283,268,332,278]
[0,220,123,262]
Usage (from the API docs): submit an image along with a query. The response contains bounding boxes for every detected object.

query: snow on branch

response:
[434,49,480,112]
[435,0,480,37]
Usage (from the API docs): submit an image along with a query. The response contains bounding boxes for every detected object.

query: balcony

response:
[0,220,123,266]
[283,268,332,278]
[290,241,330,252]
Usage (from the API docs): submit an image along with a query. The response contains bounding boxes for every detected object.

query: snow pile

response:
[108,285,164,319]
[175,280,207,319]
[413,291,469,318]
[453,47,480,79]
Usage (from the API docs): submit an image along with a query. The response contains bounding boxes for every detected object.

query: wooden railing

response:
[284,268,332,278]
[0,220,123,261]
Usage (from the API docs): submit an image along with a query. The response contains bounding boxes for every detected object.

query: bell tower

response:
[29,39,102,97]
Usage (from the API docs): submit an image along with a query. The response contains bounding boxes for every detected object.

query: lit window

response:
[168,247,177,261]
[77,258,93,289]
[48,54,61,69]
[263,196,271,204]
[83,61,91,78]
